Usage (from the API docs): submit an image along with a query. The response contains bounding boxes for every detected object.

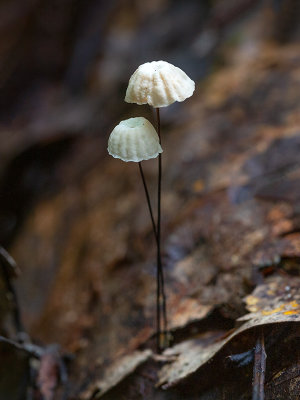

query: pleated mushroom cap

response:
[125,61,195,108]
[108,117,162,162]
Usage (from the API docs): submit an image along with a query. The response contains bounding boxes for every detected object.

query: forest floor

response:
[0,2,300,399]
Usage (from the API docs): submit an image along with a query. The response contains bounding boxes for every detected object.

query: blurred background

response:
[0,0,299,398]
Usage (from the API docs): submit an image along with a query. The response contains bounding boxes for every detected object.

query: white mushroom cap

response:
[125,61,195,108]
[108,117,162,162]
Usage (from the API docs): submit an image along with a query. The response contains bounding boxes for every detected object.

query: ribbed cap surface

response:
[108,117,162,162]
[125,61,195,107]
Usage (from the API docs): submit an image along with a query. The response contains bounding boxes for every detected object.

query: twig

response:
[0,335,42,358]
[226,348,254,367]
[252,328,267,400]
[0,248,69,399]
[0,246,25,339]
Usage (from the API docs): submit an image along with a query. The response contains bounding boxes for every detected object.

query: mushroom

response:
[108,117,162,162]
[125,60,195,107]
[124,61,195,351]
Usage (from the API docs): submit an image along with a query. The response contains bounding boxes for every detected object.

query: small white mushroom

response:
[107,117,162,162]
[125,61,195,108]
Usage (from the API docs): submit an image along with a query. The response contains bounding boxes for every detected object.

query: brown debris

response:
[243,275,300,322]
[81,349,152,399]
[0,1,300,399]
[157,331,226,389]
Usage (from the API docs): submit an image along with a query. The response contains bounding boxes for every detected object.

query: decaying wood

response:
[0,1,300,399]
[252,329,266,400]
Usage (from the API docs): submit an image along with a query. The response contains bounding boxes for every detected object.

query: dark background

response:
[0,0,299,399]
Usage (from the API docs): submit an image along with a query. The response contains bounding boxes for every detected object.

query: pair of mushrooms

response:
[108,61,195,161]
[107,60,195,351]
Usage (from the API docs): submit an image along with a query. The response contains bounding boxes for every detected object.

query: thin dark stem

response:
[138,109,168,353]
[138,163,157,238]
[252,328,266,400]
[138,162,160,352]
[156,108,168,350]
